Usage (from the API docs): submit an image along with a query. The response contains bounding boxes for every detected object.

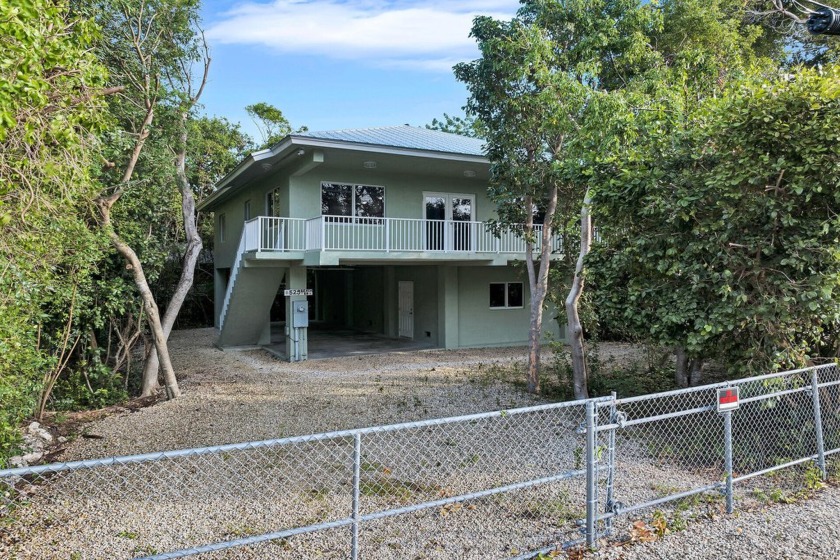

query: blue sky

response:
[199,0,519,139]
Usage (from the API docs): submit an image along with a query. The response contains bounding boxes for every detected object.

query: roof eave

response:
[197,135,489,213]
[287,134,489,164]
[197,138,294,212]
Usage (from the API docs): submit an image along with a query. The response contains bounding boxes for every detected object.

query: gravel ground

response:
[2,328,838,559]
[590,481,840,560]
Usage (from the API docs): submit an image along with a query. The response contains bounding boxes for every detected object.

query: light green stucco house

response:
[198,125,563,360]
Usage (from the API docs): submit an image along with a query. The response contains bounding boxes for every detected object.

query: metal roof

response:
[295,125,485,157]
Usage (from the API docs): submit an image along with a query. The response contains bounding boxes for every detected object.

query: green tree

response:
[0,0,110,462]
[590,67,840,384]
[455,0,656,397]
[188,116,251,201]
[577,0,796,386]
[133,13,215,395]
[89,0,204,399]
[246,101,306,149]
[426,113,485,138]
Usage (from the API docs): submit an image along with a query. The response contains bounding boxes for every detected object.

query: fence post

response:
[723,410,734,514]
[811,368,827,479]
[351,433,362,560]
[603,393,617,536]
[585,399,597,548]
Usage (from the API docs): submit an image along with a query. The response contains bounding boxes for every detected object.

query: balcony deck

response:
[238,216,562,266]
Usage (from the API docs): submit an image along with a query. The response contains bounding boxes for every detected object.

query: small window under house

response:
[489,282,524,309]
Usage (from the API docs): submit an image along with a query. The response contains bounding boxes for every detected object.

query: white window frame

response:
[489,282,524,309]
[266,187,282,217]
[244,200,251,221]
[421,192,476,221]
[320,181,386,223]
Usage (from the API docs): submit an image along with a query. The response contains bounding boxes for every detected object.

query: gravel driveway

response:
[3,328,838,559]
[62,328,555,458]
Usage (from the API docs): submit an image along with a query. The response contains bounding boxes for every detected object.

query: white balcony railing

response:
[242,216,561,255]
[242,217,307,252]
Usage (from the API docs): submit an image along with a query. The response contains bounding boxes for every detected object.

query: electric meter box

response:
[291,300,309,328]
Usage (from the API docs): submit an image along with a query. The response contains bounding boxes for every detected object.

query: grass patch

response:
[521,493,584,526]
[472,342,677,401]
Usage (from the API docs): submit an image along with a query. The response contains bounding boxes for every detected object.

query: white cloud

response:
[205,0,519,71]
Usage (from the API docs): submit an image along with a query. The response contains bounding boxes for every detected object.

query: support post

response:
[811,368,827,479]
[437,267,459,349]
[604,393,617,536]
[724,410,734,514]
[351,433,362,560]
[585,399,597,548]
[284,265,308,361]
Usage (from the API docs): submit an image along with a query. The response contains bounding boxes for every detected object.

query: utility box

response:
[291,300,309,328]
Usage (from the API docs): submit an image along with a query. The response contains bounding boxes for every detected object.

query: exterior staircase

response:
[218,228,284,347]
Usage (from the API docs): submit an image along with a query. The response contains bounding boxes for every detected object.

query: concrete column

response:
[213,268,228,329]
[437,266,459,349]
[345,271,354,329]
[285,265,309,361]
[384,266,396,337]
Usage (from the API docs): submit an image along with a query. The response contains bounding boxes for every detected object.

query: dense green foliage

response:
[425,113,484,138]
[583,1,840,382]
[0,0,110,462]
[245,102,307,149]
[590,67,840,376]
[0,0,257,466]
[455,0,840,390]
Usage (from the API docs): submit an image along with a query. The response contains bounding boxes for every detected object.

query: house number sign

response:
[284,289,313,296]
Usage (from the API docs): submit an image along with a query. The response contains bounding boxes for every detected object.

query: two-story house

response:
[198,125,563,361]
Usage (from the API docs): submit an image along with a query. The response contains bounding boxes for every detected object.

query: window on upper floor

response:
[321,182,384,222]
[244,200,251,221]
[266,187,282,217]
[489,282,524,309]
[219,213,226,243]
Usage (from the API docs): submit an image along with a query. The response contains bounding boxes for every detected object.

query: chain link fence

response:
[592,363,840,540]
[1,400,605,559]
[1,364,838,559]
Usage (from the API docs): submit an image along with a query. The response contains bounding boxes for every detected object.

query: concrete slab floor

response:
[264,323,437,360]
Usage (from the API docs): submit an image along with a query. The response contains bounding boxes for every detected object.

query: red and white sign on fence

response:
[717,387,740,412]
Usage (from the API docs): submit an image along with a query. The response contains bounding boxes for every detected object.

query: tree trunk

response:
[140,110,203,396]
[98,102,181,399]
[675,346,689,388]
[566,189,592,400]
[689,358,704,387]
[98,198,182,399]
[675,347,703,388]
[523,186,560,394]
[139,48,210,395]
[523,195,540,394]
[674,346,703,389]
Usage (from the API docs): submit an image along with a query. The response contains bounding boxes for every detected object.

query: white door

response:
[398,281,414,339]
[424,193,474,251]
